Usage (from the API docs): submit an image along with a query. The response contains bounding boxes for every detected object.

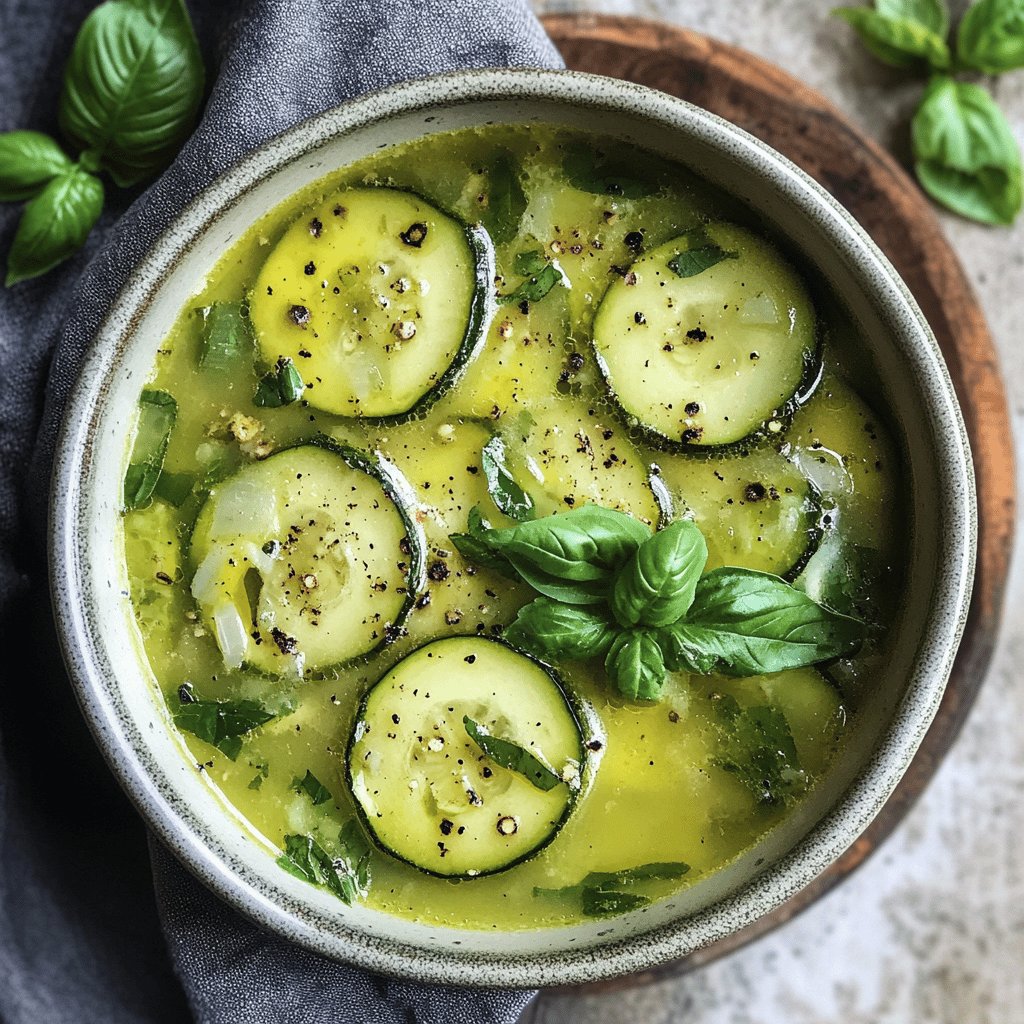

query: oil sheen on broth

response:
[122,125,903,929]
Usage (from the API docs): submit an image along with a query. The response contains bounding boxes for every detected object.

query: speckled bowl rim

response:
[49,69,976,989]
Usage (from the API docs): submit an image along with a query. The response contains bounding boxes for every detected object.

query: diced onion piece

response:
[212,602,249,670]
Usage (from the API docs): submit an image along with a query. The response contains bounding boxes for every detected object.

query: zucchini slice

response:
[249,188,492,420]
[592,222,818,448]
[348,636,583,878]
[653,444,820,578]
[189,440,424,676]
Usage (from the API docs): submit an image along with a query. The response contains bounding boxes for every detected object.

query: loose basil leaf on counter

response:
[480,504,651,605]
[59,0,205,188]
[911,76,1022,225]
[124,389,178,509]
[661,567,864,677]
[0,130,74,201]
[504,597,617,661]
[293,769,332,806]
[198,301,251,371]
[172,687,274,761]
[876,0,949,35]
[666,227,739,280]
[463,716,564,792]
[611,519,708,628]
[481,435,535,522]
[5,166,104,286]
[832,5,951,69]
[481,149,527,245]
[710,693,806,805]
[253,356,305,407]
[956,0,1024,74]
[604,629,667,701]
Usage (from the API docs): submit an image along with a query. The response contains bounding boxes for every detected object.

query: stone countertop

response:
[528,1,1024,1021]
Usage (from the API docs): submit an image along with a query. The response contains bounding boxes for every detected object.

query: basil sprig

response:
[833,0,1022,225]
[453,502,864,702]
[1,0,204,284]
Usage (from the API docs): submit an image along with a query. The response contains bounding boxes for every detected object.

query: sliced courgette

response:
[653,444,820,578]
[592,222,818,448]
[189,440,425,676]
[348,636,583,878]
[249,187,492,420]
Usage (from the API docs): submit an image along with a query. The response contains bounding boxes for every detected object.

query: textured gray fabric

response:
[0,1,561,1021]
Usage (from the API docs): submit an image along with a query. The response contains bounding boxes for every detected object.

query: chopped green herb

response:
[277,822,372,904]
[254,356,304,407]
[172,685,274,760]
[293,769,332,806]
[124,389,177,510]
[667,227,739,279]
[464,715,564,792]
[481,435,535,522]
[198,301,251,371]
[563,149,661,199]
[481,149,527,245]
[499,250,564,306]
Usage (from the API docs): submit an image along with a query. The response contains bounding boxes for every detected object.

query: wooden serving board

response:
[536,13,1016,994]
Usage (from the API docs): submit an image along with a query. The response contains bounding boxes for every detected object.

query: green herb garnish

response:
[198,302,252,371]
[710,693,806,805]
[277,820,372,904]
[463,715,564,792]
[481,149,527,245]
[123,389,177,510]
[253,356,305,407]
[293,769,333,806]
[1,0,205,284]
[534,861,690,917]
[666,227,739,279]
[172,685,274,760]
[563,149,661,199]
[499,250,564,306]
[833,0,1022,225]
[481,435,535,522]
[453,491,864,702]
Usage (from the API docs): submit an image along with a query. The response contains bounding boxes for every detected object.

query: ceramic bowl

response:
[49,69,976,988]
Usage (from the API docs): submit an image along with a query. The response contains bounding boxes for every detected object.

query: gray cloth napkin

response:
[0,1,562,1020]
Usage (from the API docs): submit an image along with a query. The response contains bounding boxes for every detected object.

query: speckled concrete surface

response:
[527,1,1024,1021]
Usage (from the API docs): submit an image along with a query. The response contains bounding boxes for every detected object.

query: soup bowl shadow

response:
[49,69,975,989]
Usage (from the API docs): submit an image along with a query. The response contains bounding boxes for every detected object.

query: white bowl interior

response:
[51,72,974,987]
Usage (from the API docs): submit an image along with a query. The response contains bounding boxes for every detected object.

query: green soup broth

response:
[122,124,904,929]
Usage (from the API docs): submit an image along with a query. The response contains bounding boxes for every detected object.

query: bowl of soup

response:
[50,69,975,987]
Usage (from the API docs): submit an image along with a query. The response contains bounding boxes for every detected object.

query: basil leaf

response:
[482,505,652,605]
[124,389,177,509]
[582,861,691,888]
[663,567,864,677]
[254,357,305,407]
[463,715,564,792]
[59,0,204,188]
[710,693,806,805]
[172,689,274,761]
[832,6,951,69]
[581,889,650,916]
[0,131,73,201]
[912,77,1022,225]
[278,829,368,904]
[339,819,373,892]
[876,0,949,35]
[481,435,535,522]
[499,251,564,306]
[563,149,660,199]
[611,519,708,628]
[957,0,1024,73]
[604,629,667,701]
[151,469,195,507]
[481,149,527,245]
[198,302,251,371]
[449,506,522,578]
[504,597,617,661]
[293,769,332,806]
[5,165,103,285]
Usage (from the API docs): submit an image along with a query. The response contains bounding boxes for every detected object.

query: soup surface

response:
[122,125,903,929]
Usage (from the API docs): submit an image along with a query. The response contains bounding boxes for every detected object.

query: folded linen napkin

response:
[0,1,562,1020]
